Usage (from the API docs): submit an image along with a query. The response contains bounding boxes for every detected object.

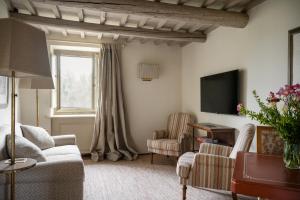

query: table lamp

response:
[19,77,54,126]
[0,18,52,200]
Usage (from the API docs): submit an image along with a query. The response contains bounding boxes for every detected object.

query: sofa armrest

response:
[153,130,168,140]
[52,135,76,146]
[0,154,84,185]
[199,143,233,157]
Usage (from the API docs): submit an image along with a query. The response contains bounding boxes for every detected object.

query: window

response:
[52,50,99,115]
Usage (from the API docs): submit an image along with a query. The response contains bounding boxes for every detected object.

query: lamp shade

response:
[19,77,55,90]
[0,18,51,78]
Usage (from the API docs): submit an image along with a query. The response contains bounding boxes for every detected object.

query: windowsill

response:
[50,114,96,118]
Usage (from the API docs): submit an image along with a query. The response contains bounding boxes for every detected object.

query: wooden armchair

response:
[147,113,194,163]
[176,124,255,200]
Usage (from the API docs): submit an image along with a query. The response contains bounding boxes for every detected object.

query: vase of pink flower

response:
[237,84,300,169]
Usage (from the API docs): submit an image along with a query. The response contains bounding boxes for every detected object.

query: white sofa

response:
[0,123,84,200]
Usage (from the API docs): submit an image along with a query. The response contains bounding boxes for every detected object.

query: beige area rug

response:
[84,155,254,200]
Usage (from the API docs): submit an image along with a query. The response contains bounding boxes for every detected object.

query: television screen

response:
[201,70,239,115]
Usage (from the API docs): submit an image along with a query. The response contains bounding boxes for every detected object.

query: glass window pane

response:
[60,56,93,109]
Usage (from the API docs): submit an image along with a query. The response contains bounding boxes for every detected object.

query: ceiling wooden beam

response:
[11,13,206,42]
[30,0,249,28]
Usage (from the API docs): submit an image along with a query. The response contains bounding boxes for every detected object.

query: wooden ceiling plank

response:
[80,31,85,38]
[62,29,68,36]
[51,5,61,18]
[243,0,266,12]
[100,12,106,24]
[78,9,84,22]
[24,0,37,15]
[30,0,249,28]
[177,0,189,5]
[189,24,203,33]
[138,17,148,28]
[156,19,167,29]
[113,34,120,40]
[224,0,248,10]
[120,14,128,26]
[97,33,103,40]
[11,12,206,42]
[173,21,186,31]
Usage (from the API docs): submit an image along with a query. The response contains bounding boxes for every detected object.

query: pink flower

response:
[237,103,243,112]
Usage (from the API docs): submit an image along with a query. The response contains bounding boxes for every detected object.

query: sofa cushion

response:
[21,125,55,150]
[43,145,81,157]
[6,135,47,162]
[0,123,23,160]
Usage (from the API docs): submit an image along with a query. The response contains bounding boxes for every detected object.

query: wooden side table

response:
[188,122,235,151]
[0,158,37,200]
[231,152,300,200]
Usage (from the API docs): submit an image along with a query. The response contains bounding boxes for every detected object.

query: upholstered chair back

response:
[167,113,194,139]
[229,123,255,159]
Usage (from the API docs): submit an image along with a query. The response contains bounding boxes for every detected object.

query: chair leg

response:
[151,153,153,164]
[232,192,238,200]
[182,185,187,200]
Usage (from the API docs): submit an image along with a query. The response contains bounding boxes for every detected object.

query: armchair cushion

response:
[199,143,233,157]
[147,139,180,151]
[147,139,180,156]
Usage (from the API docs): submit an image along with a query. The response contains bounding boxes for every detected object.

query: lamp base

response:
[4,158,27,164]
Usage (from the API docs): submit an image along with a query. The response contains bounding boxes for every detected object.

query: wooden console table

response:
[231,152,300,200]
[188,123,235,151]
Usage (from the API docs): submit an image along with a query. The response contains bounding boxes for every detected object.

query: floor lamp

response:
[0,18,52,200]
[19,78,54,127]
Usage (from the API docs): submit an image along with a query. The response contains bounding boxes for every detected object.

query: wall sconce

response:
[137,63,159,81]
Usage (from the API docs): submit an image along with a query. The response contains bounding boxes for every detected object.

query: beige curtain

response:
[90,44,137,161]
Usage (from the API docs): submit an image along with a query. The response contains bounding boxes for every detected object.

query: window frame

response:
[53,49,99,115]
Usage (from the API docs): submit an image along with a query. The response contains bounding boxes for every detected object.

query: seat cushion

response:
[6,135,47,162]
[43,145,81,157]
[147,139,180,151]
[21,125,55,150]
[0,123,23,160]
[176,152,195,179]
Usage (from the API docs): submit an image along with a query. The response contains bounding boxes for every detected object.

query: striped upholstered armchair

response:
[147,113,194,163]
[176,124,255,200]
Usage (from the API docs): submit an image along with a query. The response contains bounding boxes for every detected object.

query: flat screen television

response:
[201,70,239,115]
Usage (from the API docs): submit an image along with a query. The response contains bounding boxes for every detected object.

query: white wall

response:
[122,43,182,153]
[20,42,182,153]
[181,0,300,150]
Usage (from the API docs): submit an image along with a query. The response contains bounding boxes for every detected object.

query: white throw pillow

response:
[6,135,47,162]
[21,125,55,150]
